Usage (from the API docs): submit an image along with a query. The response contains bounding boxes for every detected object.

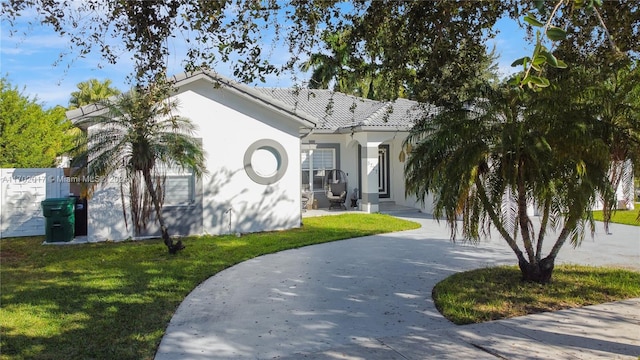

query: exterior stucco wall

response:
[84,79,306,240]
[86,170,134,242]
[175,80,303,235]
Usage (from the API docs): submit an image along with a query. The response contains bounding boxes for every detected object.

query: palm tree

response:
[72,84,206,254]
[300,30,360,93]
[301,30,408,100]
[69,79,121,109]
[404,85,613,283]
[68,79,123,167]
[590,61,640,230]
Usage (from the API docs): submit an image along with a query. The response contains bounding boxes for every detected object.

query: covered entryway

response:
[357,144,391,200]
[356,138,392,212]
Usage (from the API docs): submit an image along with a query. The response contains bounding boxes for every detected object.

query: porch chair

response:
[324,169,348,210]
[326,182,347,210]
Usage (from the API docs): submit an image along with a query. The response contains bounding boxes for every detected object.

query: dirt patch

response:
[0,248,27,264]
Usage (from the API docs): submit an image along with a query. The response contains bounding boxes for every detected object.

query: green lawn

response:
[0,214,419,360]
[433,265,640,325]
[591,206,640,226]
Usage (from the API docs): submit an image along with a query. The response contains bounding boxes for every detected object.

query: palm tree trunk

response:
[603,159,626,234]
[603,164,619,234]
[517,171,536,264]
[535,197,552,262]
[478,177,554,284]
[142,168,184,254]
[475,177,528,265]
[520,215,579,284]
[518,256,555,284]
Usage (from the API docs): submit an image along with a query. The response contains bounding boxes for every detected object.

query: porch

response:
[302,201,420,218]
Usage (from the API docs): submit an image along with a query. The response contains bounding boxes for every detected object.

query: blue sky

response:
[1,13,529,109]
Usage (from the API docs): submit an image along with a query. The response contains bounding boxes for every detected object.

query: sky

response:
[0,12,530,109]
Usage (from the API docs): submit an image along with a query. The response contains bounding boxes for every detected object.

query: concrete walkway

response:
[156,212,640,359]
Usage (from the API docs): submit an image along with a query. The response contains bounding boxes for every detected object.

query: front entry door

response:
[357,144,390,199]
[378,144,390,198]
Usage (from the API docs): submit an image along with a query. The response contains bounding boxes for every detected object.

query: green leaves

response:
[526,75,551,88]
[0,78,73,167]
[522,15,567,42]
[524,13,544,27]
[512,4,573,92]
[69,79,121,109]
[574,0,603,10]
[546,26,567,41]
[510,43,566,91]
[540,50,567,69]
[511,56,531,67]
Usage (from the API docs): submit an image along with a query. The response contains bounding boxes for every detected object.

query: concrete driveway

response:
[156,212,640,359]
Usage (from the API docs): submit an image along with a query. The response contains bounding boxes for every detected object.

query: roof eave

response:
[172,71,317,129]
[66,70,317,130]
[66,104,112,130]
[334,125,412,134]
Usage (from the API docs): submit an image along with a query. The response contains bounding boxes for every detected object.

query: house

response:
[64,70,432,241]
[2,70,634,241]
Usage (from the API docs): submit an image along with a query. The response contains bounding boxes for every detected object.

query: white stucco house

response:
[64,70,432,241]
[1,70,634,240]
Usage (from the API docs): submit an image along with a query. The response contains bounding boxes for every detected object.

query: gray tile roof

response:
[67,70,432,133]
[254,88,429,132]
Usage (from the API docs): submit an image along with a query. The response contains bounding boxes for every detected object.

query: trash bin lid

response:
[41,198,75,216]
[41,197,75,204]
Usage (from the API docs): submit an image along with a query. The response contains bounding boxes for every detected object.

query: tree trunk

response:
[603,159,627,235]
[516,168,536,264]
[142,169,184,254]
[518,256,555,284]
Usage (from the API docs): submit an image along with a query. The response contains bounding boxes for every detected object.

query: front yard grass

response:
[591,206,640,226]
[0,213,419,360]
[433,265,640,325]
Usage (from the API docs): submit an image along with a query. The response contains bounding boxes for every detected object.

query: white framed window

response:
[301,147,336,192]
[156,165,195,207]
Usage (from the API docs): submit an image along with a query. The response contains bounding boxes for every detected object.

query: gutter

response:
[334,124,412,134]
[171,71,318,130]
[300,127,315,139]
[66,70,319,131]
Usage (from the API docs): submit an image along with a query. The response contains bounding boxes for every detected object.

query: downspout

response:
[224,207,233,234]
[300,127,315,139]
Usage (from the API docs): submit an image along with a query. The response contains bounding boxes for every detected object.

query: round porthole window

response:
[244,139,288,185]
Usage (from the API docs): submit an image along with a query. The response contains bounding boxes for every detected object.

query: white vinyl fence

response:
[0,168,70,238]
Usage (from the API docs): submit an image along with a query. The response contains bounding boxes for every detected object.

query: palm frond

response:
[75,84,206,243]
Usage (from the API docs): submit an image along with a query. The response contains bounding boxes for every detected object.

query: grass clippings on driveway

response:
[0,214,419,360]
[433,265,640,325]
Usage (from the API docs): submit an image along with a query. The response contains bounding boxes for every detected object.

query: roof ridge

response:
[362,102,393,126]
[67,69,427,133]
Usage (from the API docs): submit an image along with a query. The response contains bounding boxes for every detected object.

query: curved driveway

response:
[156,212,640,359]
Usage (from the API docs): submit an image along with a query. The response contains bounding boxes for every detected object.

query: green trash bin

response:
[41,198,76,242]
